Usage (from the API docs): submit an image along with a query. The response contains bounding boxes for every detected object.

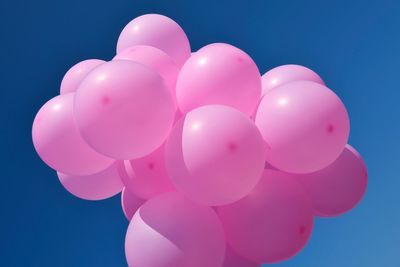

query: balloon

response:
[121,187,145,221]
[261,64,324,96]
[117,144,176,199]
[218,170,314,264]
[296,144,368,217]
[32,94,114,175]
[255,81,349,173]
[176,43,261,115]
[57,162,123,200]
[114,45,179,107]
[125,192,226,267]
[165,105,265,206]
[60,59,105,94]
[116,14,191,67]
[222,245,260,267]
[74,60,175,160]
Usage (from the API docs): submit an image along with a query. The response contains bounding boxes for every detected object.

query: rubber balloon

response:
[222,245,261,267]
[60,59,105,94]
[117,14,191,67]
[57,162,123,200]
[255,81,349,173]
[165,105,265,206]
[117,143,175,199]
[32,93,114,175]
[261,64,324,95]
[74,60,175,160]
[121,187,145,221]
[297,144,368,217]
[125,192,225,267]
[218,170,314,264]
[114,45,179,107]
[176,43,261,115]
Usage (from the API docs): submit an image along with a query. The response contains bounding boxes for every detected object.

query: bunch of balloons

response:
[32,14,368,267]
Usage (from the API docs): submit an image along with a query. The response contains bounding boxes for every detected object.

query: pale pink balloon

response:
[165,105,266,206]
[32,94,114,175]
[117,144,176,199]
[222,245,260,267]
[261,64,324,96]
[74,60,175,160]
[218,170,314,264]
[117,14,191,67]
[176,43,261,115]
[255,81,350,173]
[57,162,123,201]
[60,59,105,94]
[121,187,145,221]
[113,45,179,107]
[125,192,226,267]
[296,144,368,217]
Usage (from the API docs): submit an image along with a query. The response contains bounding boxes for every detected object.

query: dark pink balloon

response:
[222,245,260,267]
[117,144,176,200]
[261,64,324,96]
[176,43,261,115]
[255,81,350,173]
[121,187,145,221]
[74,60,175,160]
[60,59,105,94]
[32,94,114,176]
[117,14,191,67]
[296,144,368,217]
[57,162,123,201]
[125,192,226,267]
[218,170,314,264]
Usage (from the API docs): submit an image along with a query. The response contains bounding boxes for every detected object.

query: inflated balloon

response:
[33,13,367,266]
[222,245,261,267]
[218,170,314,264]
[261,64,324,95]
[165,105,266,206]
[57,162,123,201]
[114,45,179,106]
[74,60,175,159]
[255,81,350,173]
[117,14,191,67]
[32,93,114,175]
[176,43,261,115]
[296,144,368,217]
[60,59,105,94]
[121,187,145,221]
[118,144,175,199]
[125,192,226,267]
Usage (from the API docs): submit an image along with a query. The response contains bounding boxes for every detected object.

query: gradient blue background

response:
[1,0,399,266]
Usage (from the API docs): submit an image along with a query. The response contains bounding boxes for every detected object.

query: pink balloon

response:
[114,45,179,107]
[255,81,350,173]
[32,94,114,176]
[117,144,176,199]
[296,144,368,217]
[60,59,105,94]
[74,60,175,160]
[57,162,123,201]
[125,192,226,267]
[218,170,314,264]
[121,187,145,221]
[165,105,265,206]
[117,14,191,67]
[261,64,324,96]
[176,43,261,115]
[222,245,260,267]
